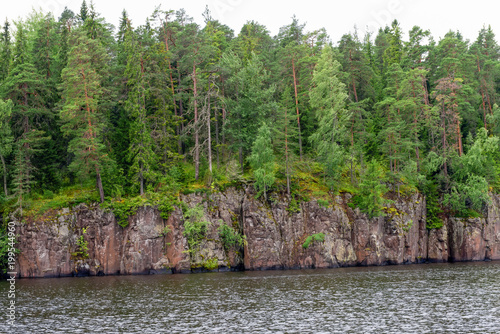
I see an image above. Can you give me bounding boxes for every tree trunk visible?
[178,70,184,156]
[410,80,421,171]
[441,100,448,181]
[239,146,243,174]
[291,57,303,160]
[350,156,354,185]
[215,101,220,169]
[160,18,181,154]
[284,103,290,196]
[140,161,144,196]
[0,153,7,196]
[193,64,199,180]
[96,168,105,203]
[207,97,212,174]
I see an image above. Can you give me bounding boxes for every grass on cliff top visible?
[8,157,425,224]
[16,184,100,223]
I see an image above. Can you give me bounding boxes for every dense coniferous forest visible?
[1,0,500,234]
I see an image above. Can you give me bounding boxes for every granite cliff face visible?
[13,189,500,278]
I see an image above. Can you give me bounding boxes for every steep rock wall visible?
[12,189,500,278]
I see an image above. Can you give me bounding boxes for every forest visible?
[0,0,500,229]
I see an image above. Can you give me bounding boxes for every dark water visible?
[1,262,500,333]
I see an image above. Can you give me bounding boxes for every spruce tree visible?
[248,123,275,200]
[124,25,157,195]
[0,20,11,81]
[2,23,49,212]
[223,53,275,172]
[309,45,351,190]
[0,100,13,197]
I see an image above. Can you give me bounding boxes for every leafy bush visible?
[302,233,326,249]
[72,228,89,258]
[156,193,177,220]
[217,222,246,251]
[444,174,490,218]
[317,199,329,208]
[352,161,389,218]
[159,225,171,237]
[202,257,219,271]
[102,196,148,228]
[421,180,444,229]
[183,205,211,257]
[287,197,301,213]
[43,190,54,199]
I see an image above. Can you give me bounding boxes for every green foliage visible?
[302,232,325,249]
[287,197,301,213]
[202,257,218,271]
[217,221,246,251]
[73,227,89,258]
[59,29,112,202]
[159,225,171,237]
[421,180,444,229]
[444,174,490,217]
[157,196,175,220]
[443,129,498,217]
[102,196,148,228]
[183,205,211,258]
[124,25,159,195]
[353,161,389,218]
[309,45,350,191]
[3,5,500,231]
[223,52,277,162]
[317,199,329,208]
[248,123,276,199]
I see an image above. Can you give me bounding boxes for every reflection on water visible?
[1,262,500,333]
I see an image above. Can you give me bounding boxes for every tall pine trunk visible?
[291,57,303,160]
[193,64,199,180]
[207,97,212,174]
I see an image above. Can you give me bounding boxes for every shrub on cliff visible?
[183,205,211,258]
[351,161,389,218]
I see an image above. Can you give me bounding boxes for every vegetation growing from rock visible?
[182,204,211,261]
[217,221,246,252]
[302,233,326,249]
[0,3,500,239]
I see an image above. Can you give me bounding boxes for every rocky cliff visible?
[13,189,500,278]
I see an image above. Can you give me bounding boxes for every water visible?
[1,262,500,333]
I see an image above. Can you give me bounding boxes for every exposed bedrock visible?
[13,189,500,278]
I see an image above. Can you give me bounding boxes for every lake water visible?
[1,262,500,333]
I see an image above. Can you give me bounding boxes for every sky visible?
[2,0,499,44]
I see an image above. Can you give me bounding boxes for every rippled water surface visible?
[1,262,500,333]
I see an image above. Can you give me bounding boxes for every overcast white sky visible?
[3,0,499,44]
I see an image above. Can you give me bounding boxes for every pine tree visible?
[59,30,110,202]
[401,26,431,70]
[275,86,299,196]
